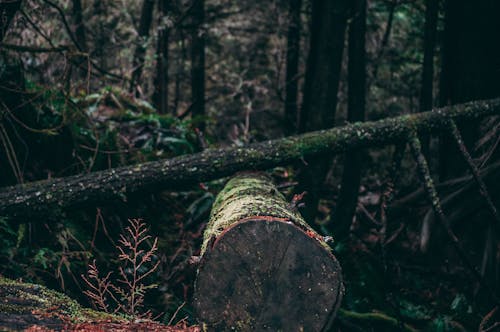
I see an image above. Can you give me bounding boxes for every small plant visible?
[82,218,160,319]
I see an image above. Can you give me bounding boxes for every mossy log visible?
[0,98,499,218]
[193,173,343,331]
[0,277,200,331]
[0,276,123,330]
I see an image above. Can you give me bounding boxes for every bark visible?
[193,173,343,331]
[299,0,348,132]
[284,0,302,136]
[297,0,350,224]
[333,0,366,239]
[130,0,155,93]
[191,0,205,130]
[0,99,498,218]
[0,0,21,42]
[0,276,196,331]
[0,276,120,330]
[153,0,170,114]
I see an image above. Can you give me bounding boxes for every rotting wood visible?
[193,173,343,331]
[0,98,499,218]
[0,276,121,330]
[0,276,200,331]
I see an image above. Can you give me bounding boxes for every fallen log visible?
[0,276,121,330]
[193,173,343,331]
[0,98,499,218]
[0,276,199,331]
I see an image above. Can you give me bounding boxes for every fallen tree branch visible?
[0,98,499,218]
[0,42,70,53]
[408,130,499,303]
[448,120,500,228]
[0,276,199,331]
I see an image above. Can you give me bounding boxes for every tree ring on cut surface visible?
[194,217,343,331]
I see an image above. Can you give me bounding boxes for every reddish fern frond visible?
[115,218,160,318]
[81,260,113,313]
[82,218,160,319]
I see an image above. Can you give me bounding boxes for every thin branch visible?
[0,42,70,53]
[41,0,83,52]
[448,120,500,229]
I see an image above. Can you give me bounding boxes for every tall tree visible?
[284,0,302,136]
[439,0,500,179]
[191,0,206,131]
[297,0,349,224]
[70,0,88,81]
[331,0,366,239]
[153,0,171,114]
[71,0,87,51]
[418,0,438,155]
[0,0,22,42]
[439,0,500,295]
[130,0,155,94]
[0,0,23,185]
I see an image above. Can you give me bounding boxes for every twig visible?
[479,306,498,332]
[380,143,406,247]
[41,0,83,52]
[483,323,500,332]
[19,8,58,49]
[338,308,418,332]
[167,302,186,326]
[0,123,23,183]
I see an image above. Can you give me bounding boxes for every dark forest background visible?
[1,0,499,330]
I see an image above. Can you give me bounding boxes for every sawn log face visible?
[193,173,343,331]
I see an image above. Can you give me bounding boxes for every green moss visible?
[201,173,331,254]
[0,276,124,323]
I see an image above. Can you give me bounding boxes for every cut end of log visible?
[194,217,343,331]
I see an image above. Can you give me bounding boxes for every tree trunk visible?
[298,0,348,133]
[0,1,26,186]
[0,0,21,42]
[130,0,155,94]
[71,0,87,51]
[193,173,343,331]
[70,0,89,81]
[418,0,438,155]
[297,0,349,225]
[0,98,497,219]
[191,0,205,131]
[153,0,170,114]
[284,0,302,136]
[370,0,396,84]
[333,0,366,239]
[439,0,500,179]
